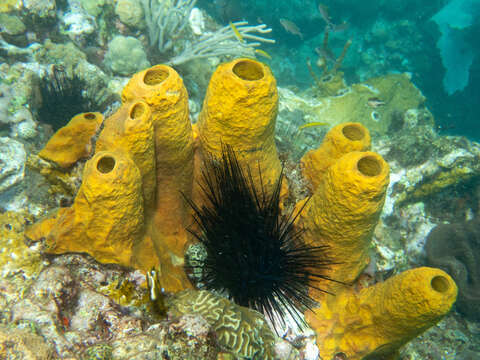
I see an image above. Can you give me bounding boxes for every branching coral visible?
[142,0,198,53]
[167,21,275,66]
[141,0,275,65]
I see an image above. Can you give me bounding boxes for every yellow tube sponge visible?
[301,122,371,190]
[305,267,458,360]
[197,58,281,191]
[96,101,156,211]
[39,112,103,168]
[29,65,193,292]
[122,64,194,292]
[298,151,389,294]
[121,66,193,182]
[45,151,144,267]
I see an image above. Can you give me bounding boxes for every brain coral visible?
[169,289,276,360]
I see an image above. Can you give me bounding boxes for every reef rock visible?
[0,137,26,210]
[9,253,221,359]
[0,324,55,359]
[278,72,425,136]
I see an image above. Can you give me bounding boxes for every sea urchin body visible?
[36,66,95,130]
[185,145,334,330]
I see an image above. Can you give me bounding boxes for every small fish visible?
[315,46,336,64]
[367,97,386,108]
[318,3,332,24]
[332,21,349,32]
[146,268,167,316]
[229,21,244,43]
[298,121,328,130]
[280,18,303,40]
[255,49,272,59]
[318,3,349,33]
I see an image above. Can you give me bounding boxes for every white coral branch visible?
[142,0,197,52]
[167,21,275,66]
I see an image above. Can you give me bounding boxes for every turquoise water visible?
[200,0,480,141]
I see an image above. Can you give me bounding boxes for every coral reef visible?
[141,0,275,66]
[380,123,480,209]
[26,153,84,200]
[365,114,480,287]
[1,0,479,357]
[25,59,459,360]
[33,61,113,131]
[27,58,286,295]
[277,72,425,136]
[0,324,56,359]
[115,0,144,28]
[307,23,352,97]
[22,0,56,19]
[0,211,44,279]
[103,36,150,76]
[27,64,195,292]
[7,253,221,359]
[385,109,436,167]
[426,217,480,321]
[0,13,27,47]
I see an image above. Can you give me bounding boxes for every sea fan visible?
[185,145,335,331]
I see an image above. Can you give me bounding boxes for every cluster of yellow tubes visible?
[28,58,457,360]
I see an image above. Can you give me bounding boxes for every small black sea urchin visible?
[36,66,94,130]
[185,145,335,330]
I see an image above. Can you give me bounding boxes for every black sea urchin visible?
[36,66,94,130]
[185,145,334,330]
